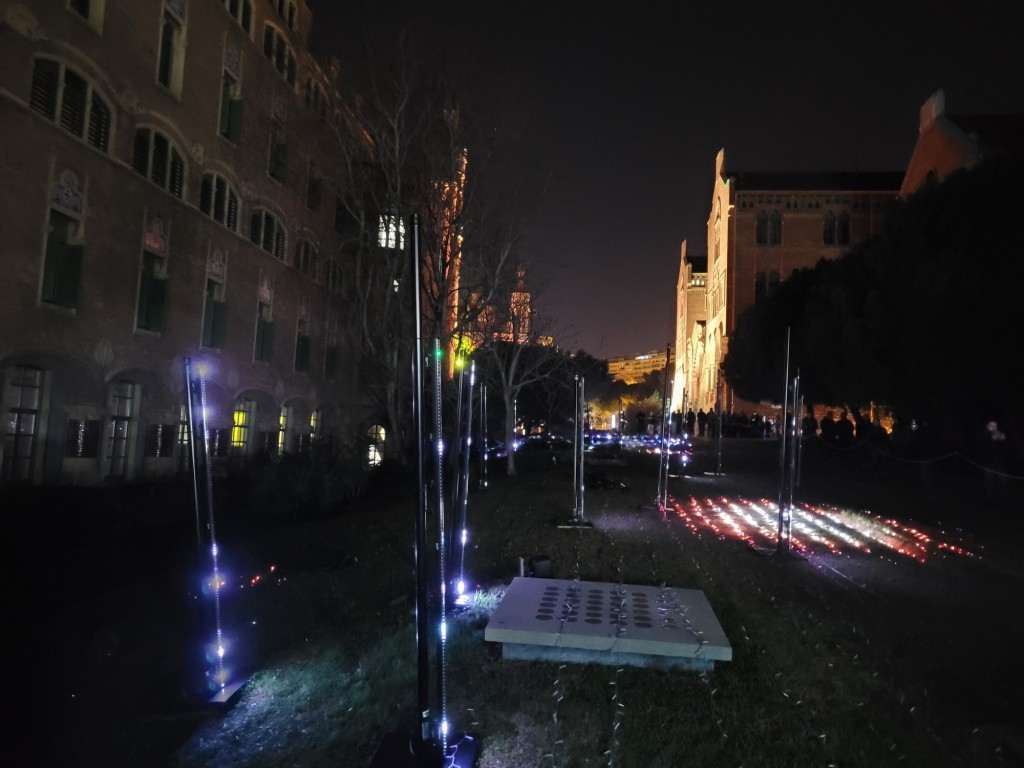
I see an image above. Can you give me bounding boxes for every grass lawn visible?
[15,439,1024,767]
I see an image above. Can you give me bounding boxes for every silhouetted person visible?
[836,409,854,448]
[685,409,696,437]
[820,412,836,444]
[696,408,707,437]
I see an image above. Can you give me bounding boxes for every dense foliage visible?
[723,158,1024,450]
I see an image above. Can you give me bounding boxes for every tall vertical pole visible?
[432,338,449,755]
[456,362,475,597]
[715,369,724,475]
[410,215,435,758]
[479,385,488,490]
[577,376,586,522]
[777,327,791,552]
[787,372,800,518]
[572,374,580,517]
[657,344,671,509]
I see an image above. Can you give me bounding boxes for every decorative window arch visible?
[250,208,286,260]
[30,58,112,152]
[132,128,185,198]
[199,172,240,231]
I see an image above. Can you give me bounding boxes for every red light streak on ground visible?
[668,495,973,563]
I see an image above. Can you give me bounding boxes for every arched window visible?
[30,58,111,152]
[294,239,317,279]
[367,425,385,467]
[250,209,286,259]
[755,211,768,245]
[262,24,296,84]
[823,210,836,245]
[199,173,240,231]
[132,128,185,198]
[837,211,850,245]
[768,211,782,245]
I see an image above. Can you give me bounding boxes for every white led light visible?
[440,619,447,641]
[457,579,465,595]
[441,719,449,736]
[461,529,468,545]
[211,542,218,557]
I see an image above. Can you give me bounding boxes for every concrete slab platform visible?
[485,577,732,670]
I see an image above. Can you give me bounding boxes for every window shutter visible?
[30,60,59,120]
[55,243,84,307]
[87,93,110,152]
[132,130,150,175]
[169,150,184,198]
[149,277,167,331]
[227,99,243,143]
[219,78,233,136]
[213,176,226,221]
[263,26,274,58]
[211,301,227,348]
[151,133,169,188]
[226,190,239,231]
[274,227,285,260]
[200,175,213,215]
[202,292,215,345]
[60,69,88,138]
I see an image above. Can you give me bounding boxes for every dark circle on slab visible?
[585,618,602,624]
[535,614,554,620]
[635,621,653,628]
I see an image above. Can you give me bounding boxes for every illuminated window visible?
[157,2,187,95]
[250,209,285,259]
[278,405,290,454]
[310,409,320,437]
[42,208,84,308]
[231,400,254,451]
[107,381,136,477]
[3,366,44,481]
[132,128,185,198]
[377,214,405,250]
[367,424,385,467]
[199,173,239,231]
[30,59,111,152]
[254,301,274,362]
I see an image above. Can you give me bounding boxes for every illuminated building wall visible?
[607,349,672,386]
[671,241,706,413]
[0,1,357,484]
[698,149,901,415]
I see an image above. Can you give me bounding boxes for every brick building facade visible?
[0,1,361,484]
[691,149,902,414]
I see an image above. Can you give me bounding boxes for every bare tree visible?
[473,272,567,476]
[325,33,516,463]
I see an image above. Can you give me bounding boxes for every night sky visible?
[307,1,1024,359]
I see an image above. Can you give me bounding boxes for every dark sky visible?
[307,1,1024,359]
